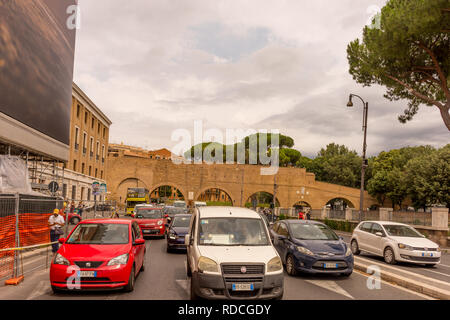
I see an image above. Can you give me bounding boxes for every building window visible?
[77,104,80,118]
[103,127,106,138]
[91,118,95,129]
[81,187,85,200]
[90,137,94,157]
[84,111,88,124]
[89,165,92,176]
[63,184,67,198]
[82,132,87,155]
[96,141,100,160]
[71,185,76,200]
[81,163,85,174]
[95,168,98,178]
[87,188,91,201]
[73,160,77,171]
[98,123,100,134]
[74,127,79,150]
[100,170,103,179]
[102,145,105,163]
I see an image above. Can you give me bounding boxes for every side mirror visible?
[164,214,169,218]
[185,234,190,246]
[58,238,65,244]
[339,236,344,241]
[134,238,145,246]
[375,232,384,237]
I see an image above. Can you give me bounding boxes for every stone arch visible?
[149,183,187,203]
[292,200,312,210]
[115,177,149,204]
[325,197,356,209]
[245,191,280,208]
[196,187,234,206]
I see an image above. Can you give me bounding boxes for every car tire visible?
[51,285,62,294]
[190,276,199,300]
[351,240,360,255]
[285,255,297,276]
[140,258,145,272]
[70,217,80,225]
[186,258,192,277]
[384,247,396,265]
[124,265,136,292]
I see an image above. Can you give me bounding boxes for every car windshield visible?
[383,225,422,237]
[164,207,186,216]
[198,218,270,246]
[290,223,339,240]
[66,223,129,244]
[173,202,186,208]
[136,209,163,219]
[172,216,191,228]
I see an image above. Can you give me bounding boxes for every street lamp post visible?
[347,94,369,222]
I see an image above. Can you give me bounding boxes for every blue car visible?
[269,220,353,276]
[166,214,192,252]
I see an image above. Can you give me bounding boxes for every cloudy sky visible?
[73,0,449,158]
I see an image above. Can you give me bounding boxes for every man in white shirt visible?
[49,209,65,253]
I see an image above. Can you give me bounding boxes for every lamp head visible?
[347,94,354,107]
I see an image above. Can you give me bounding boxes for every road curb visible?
[354,260,450,300]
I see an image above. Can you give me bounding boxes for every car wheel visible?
[351,240,360,255]
[70,217,80,225]
[186,258,192,277]
[140,258,145,272]
[384,247,396,265]
[286,255,297,276]
[124,265,136,292]
[51,285,62,294]
[190,276,199,300]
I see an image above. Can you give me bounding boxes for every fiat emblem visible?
[240,266,247,274]
[86,262,91,267]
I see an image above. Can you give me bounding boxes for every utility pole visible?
[273,175,277,223]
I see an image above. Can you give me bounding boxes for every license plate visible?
[422,253,433,257]
[324,263,338,269]
[144,230,157,234]
[232,283,254,291]
[77,271,96,277]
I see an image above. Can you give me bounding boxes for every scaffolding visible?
[0,141,65,199]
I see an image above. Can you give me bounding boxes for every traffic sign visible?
[48,181,59,193]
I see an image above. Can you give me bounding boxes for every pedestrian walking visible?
[49,208,65,254]
[78,202,84,218]
[306,210,311,220]
[70,201,75,213]
[298,210,305,220]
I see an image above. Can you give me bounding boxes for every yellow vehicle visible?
[126,187,149,215]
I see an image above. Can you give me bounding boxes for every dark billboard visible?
[0,0,77,146]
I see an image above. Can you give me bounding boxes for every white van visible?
[185,206,284,300]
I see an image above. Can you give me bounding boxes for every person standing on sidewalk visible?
[49,209,65,254]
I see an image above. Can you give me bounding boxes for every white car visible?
[185,206,284,300]
[350,221,441,266]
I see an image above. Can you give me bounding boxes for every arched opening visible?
[246,192,280,209]
[293,201,311,211]
[326,198,355,210]
[116,178,148,207]
[197,188,233,206]
[150,185,185,205]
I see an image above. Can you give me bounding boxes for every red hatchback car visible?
[133,207,167,238]
[50,219,146,293]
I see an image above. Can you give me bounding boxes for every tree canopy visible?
[347,0,450,130]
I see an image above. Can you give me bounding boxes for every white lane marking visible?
[418,269,450,278]
[355,256,450,288]
[353,270,435,300]
[438,264,450,268]
[175,279,190,295]
[26,278,51,300]
[303,280,354,300]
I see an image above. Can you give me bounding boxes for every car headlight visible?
[157,220,163,226]
[53,253,70,266]
[345,246,352,257]
[267,256,282,272]
[398,243,413,250]
[107,253,129,266]
[198,256,218,273]
[169,233,176,240]
[297,246,314,256]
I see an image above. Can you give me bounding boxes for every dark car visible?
[166,214,192,252]
[270,220,353,277]
[163,206,188,221]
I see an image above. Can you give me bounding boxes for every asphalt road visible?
[0,235,433,300]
